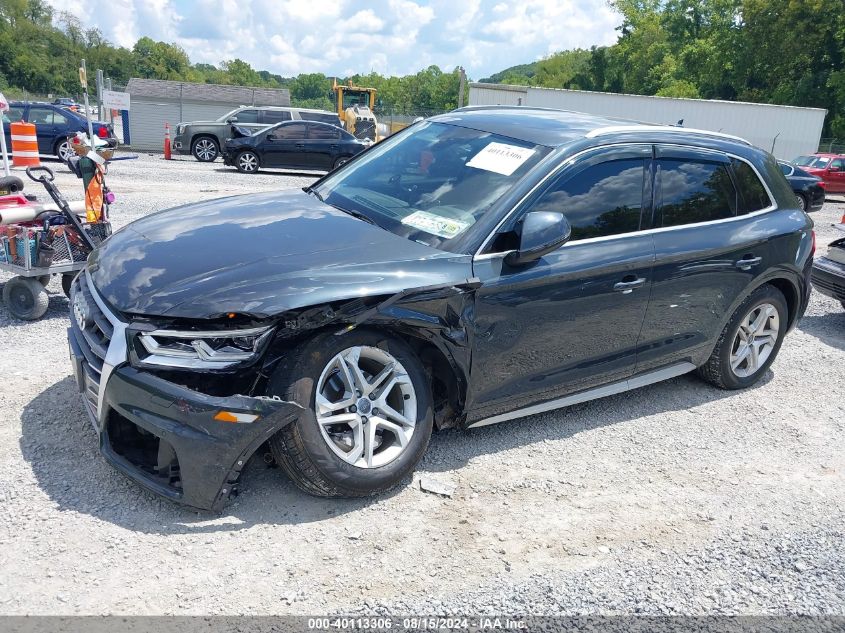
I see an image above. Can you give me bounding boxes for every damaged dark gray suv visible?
[67,107,815,510]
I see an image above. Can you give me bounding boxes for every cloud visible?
[44,0,621,78]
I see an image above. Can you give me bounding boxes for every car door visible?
[25,106,57,154]
[2,104,25,154]
[468,145,656,421]
[635,145,776,373]
[826,157,845,193]
[306,123,341,169]
[262,122,308,168]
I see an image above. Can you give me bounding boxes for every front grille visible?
[69,272,121,416]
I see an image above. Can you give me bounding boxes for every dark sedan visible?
[811,217,845,310]
[223,120,367,173]
[779,161,825,212]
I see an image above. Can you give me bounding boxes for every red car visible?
[792,153,845,193]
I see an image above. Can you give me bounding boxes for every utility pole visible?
[457,66,466,109]
[96,68,104,118]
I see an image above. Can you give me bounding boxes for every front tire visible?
[268,330,433,497]
[697,284,788,389]
[235,150,259,173]
[192,136,219,162]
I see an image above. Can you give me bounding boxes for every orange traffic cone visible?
[164,123,171,160]
[10,122,40,168]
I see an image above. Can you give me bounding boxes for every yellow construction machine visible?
[332,79,379,142]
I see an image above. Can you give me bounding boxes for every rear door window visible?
[308,124,340,140]
[268,122,307,140]
[657,159,737,227]
[28,107,56,125]
[263,110,292,124]
[731,159,771,214]
[528,158,647,241]
[4,106,24,122]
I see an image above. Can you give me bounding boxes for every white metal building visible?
[468,83,827,160]
[126,78,291,151]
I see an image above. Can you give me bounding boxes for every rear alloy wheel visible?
[236,150,259,173]
[796,193,807,212]
[56,139,73,162]
[192,137,219,162]
[268,330,433,497]
[697,284,787,389]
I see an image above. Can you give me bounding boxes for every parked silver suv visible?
[173,106,342,162]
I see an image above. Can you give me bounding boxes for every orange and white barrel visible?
[10,122,39,168]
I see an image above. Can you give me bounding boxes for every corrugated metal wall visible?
[129,100,256,151]
[470,84,827,159]
[469,84,528,107]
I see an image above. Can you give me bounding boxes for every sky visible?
[44,0,622,79]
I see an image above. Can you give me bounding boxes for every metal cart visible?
[0,166,111,320]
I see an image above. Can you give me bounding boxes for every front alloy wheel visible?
[268,330,433,497]
[316,346,417,468]
[236,151,259,173]
[192,137,219,162]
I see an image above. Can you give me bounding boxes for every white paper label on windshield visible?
[466,142,535,176]
[402,210,470,239]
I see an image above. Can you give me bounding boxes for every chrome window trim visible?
[473,142,778,260]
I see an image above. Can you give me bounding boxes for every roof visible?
[126,78,290,106]
[439,106,750,148]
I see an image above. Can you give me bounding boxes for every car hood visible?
[89,189,472,319]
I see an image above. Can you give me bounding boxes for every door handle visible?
[613,277,647,294]
[735,256,762,270]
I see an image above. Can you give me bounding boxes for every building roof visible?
[126,78,290,106]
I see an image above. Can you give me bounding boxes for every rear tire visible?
[61,273,76,298]
[268,329,433,497]
[55,139,73,163]
[697,284,788,390]
[796,193,807,212]
[3,276,49,320]
[333,156,350,170]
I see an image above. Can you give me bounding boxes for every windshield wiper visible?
[335,206,377,225]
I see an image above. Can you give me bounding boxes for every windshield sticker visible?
[466,142,536,176]
[402,210,470,239]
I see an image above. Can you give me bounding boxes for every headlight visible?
[176,124,185,135]
[136,324,274,369]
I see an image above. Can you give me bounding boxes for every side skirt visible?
[466,362,697,429]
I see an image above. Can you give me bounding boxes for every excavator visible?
[332,79,379,142]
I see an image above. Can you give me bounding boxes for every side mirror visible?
[505,211,572,266]
[226,116,237,123]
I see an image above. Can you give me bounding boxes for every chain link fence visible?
[818,138,845,154]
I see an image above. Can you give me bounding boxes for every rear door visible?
[306,123,341,169]
[636,145,775,373]
[2,104,25,153]
[262,122,308,168]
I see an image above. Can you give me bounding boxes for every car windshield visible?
[792,155,816,166]
[314,121,550,251]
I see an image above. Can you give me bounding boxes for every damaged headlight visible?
[136,324,275,369]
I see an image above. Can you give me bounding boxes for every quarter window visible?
[657,159,737,227]
[732,159,771,213]
[528,159,646,241]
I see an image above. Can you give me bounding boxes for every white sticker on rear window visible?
[401,210,470,239]
[466,142,536,176]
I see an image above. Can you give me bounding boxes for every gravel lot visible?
[0,153,843,616]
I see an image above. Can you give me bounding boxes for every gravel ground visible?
[0,153,843,616]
